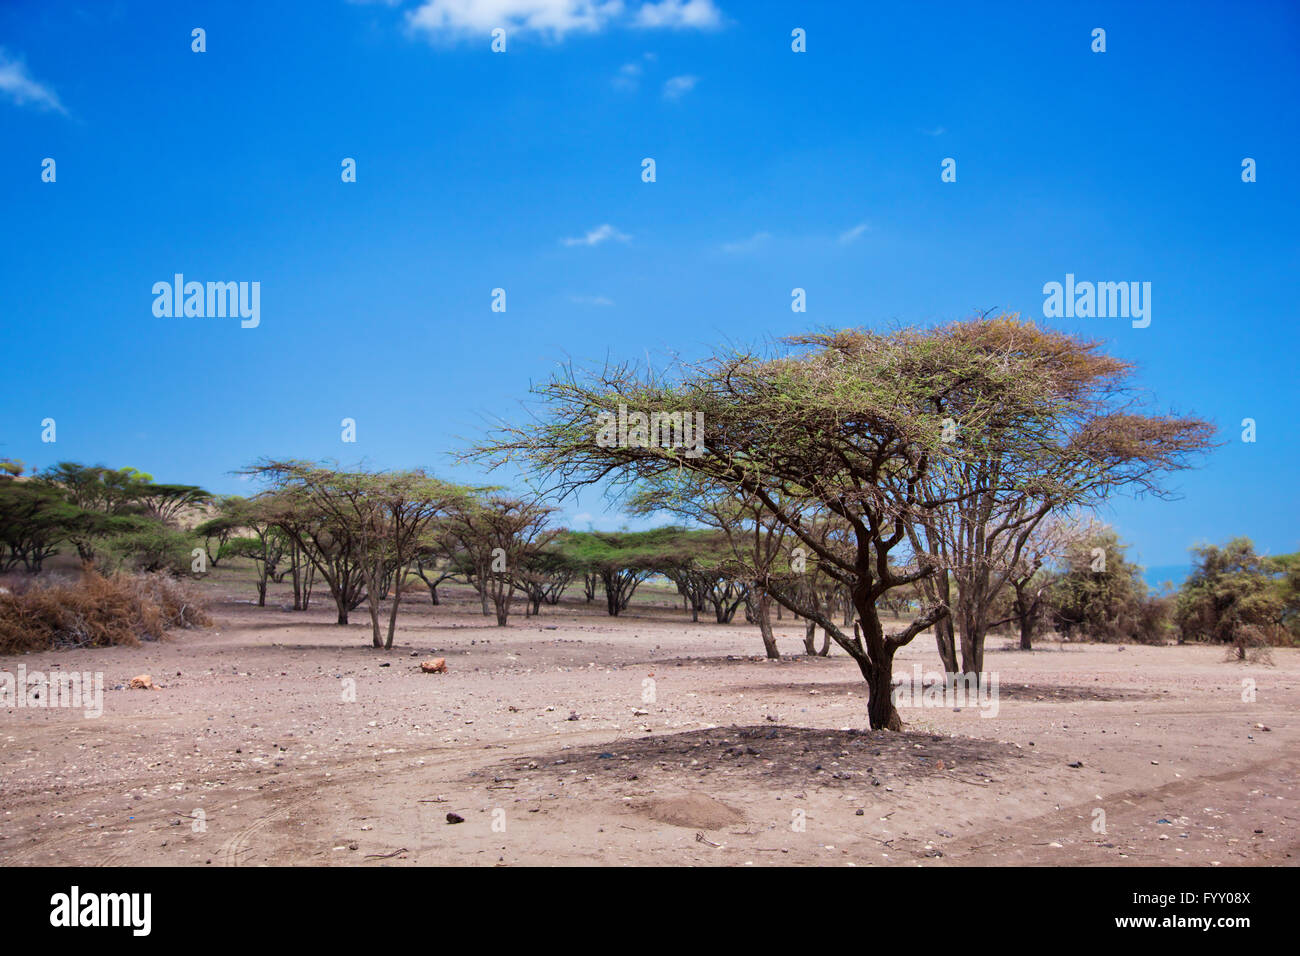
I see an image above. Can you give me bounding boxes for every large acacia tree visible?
[478,318,1214,730]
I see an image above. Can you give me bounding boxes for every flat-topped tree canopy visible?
[476,317,1215,729]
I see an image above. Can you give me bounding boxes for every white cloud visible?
[720,231,771,254]
[408,0,624,39]
[570,294,615,306]
[838,222,869,244]
[922,126,946,136]
[634,0,722,29]
[407,0,723,40]
[562,224,631,246]
[0,50,64,114]
[662,74,698,99]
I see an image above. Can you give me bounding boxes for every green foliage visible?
[0,481,73,572]
[102,522,200,575]
[1174,538,1297,647]
[1048,527,1164,643]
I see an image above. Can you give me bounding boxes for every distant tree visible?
[1048,527,1156,642]
[443,495,558,626]
[993,517,1092,650]
[220,496,290,606]
[194,495,245,568]
[1174,538,1294,658]
[138,483,214,524]
[104,523,197,575]
[514,544,577,615]
[38,463,151,563]
[0,481,70,572]
[244,461,463,646]
[556,529,679,618]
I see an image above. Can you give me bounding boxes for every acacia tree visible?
[250,474,367,625]
[997,516,1092,650]
[557,530,676,617]
[1049,526,1152,642]
[1174,538,1295,657]
[631,481,807,658]
[138,483,213,524]
[444,495,558,626]
[38,463,152,564]
[515,545,578,615]
[0,481,70,572]
[477,327,1000,729]
[245,462,462,647]
[411,520,466,606]
[222,495,289,607]
[476,319,1214,730]
[366,471,466,645]
[902,319,1213,682]
[194,495,246,568]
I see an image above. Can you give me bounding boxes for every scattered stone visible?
[420,659,447,674]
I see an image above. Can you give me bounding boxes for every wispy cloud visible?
[634,0,723,29]
[613,60,643,90]
[838,222,869,244]
[662,74,698,100]
[0,50,65,114]
[720,231,771,254]
[407,0,724,41]
[562,224,631,247]
[570,294,615,306]
[921,126,946,137]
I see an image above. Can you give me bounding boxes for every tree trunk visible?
[959,617,985,687]
[803,619,817,655]
[850,595,903,730]
[853,641,901,731]
[935,616,959,673]
[367,592,382,648]
[755,590,779,659]
[385,573,405,649]
[290,545,302,610]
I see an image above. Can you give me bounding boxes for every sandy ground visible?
[1,577,1296,867]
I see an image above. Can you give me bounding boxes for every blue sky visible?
[1,0,1297,571]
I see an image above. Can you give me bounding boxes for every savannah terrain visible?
[1,566,1294,868]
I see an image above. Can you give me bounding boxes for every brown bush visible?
[0,570,210,653]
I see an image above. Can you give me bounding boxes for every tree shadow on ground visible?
[478,724,1031,793]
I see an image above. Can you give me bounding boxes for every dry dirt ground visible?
[2,577,1296,867]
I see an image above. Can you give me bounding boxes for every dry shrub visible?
[1224,625,1276,666]
[0,570,210,653]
